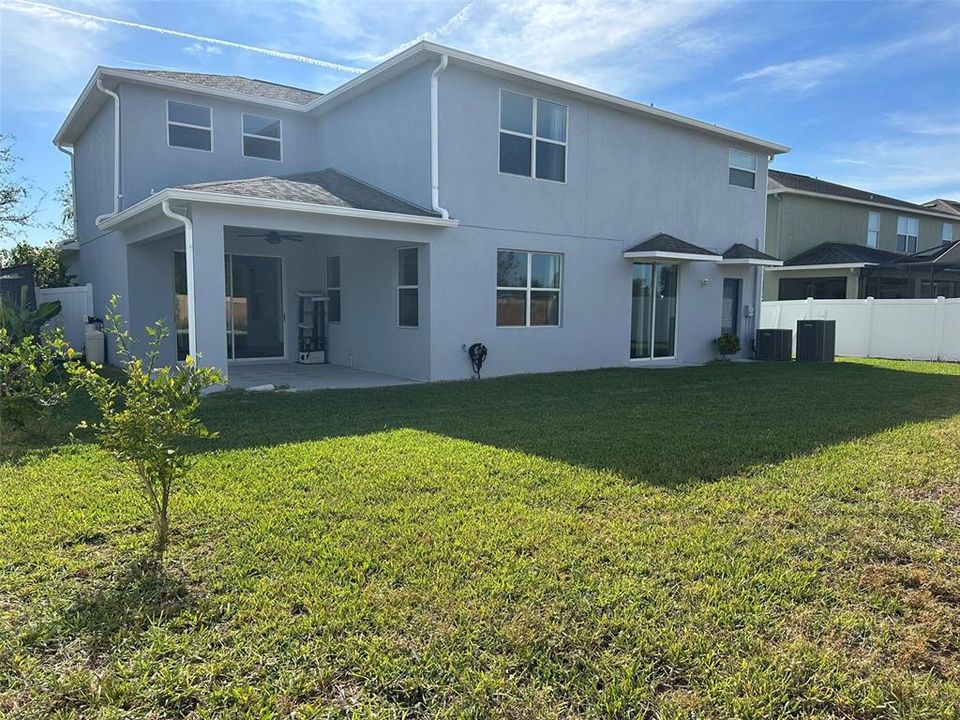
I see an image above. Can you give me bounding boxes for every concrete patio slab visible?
[227,362,418,391]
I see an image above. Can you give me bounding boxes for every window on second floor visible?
[499,90,567,183]
[242,113,282,161]
[943,222,954,246]
[728,150,757,189]
[867,211,880,248]
[896,216,919,253]
[167,100,212,151]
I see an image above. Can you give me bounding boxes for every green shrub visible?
[0,286,62,343]
[713,332,742,359]
[0,326,74,438]
[69,296,224,559]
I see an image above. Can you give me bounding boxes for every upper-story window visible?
[499,90,567,183]
[896,216,919,253]
[867,211,880,248]
[167,100,212,151]
[242,113,282,161]
[728,150,757,189]
[943,222,954,246]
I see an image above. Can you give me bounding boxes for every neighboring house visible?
[922,198,960,217]
[55,41,788,383]
[764,170,960,300]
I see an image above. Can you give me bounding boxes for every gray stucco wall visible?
[765,193,957,260]
[73,102,116,242]
[118,83,322,210]
[316,62,434,210]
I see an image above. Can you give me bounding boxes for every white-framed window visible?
[397,247,419,327]
[325,255,341,323]
[896,216,919,253]
[943,222,954,246]
[867,211,880,248]
[728,150,757,189]
[167,100,212,151]
[498,90,567,183]
[496,250,562,327]
[242,113,282,161]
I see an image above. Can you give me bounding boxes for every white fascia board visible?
[53,70,102,147]
[97,188,459,231]
[718,258,783,266]
[765,263,871,272]
[766,188,960,221]
[623,251,722,262]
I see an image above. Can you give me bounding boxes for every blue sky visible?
[1,0,958,247]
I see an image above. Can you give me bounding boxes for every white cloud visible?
[736,57,848,92]
[184,42,223,57]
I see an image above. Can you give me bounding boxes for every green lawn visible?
[2,358,959,718]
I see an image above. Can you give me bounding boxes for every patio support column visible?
[188,207,229,377]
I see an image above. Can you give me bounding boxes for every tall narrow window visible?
[867,211,880,248]
[326,256,341,322]
[167,100,212,151]
[499,90,567,182]
[728,150,757,189]
[630,263,678,359]
[943,223,954,246]
[397,247,419,327]
[242,113,282,161]
[721,278,741,335]
[496,250,562,327]
[896,216,919,253]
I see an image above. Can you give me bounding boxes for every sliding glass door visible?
[226,254,284,359]
[630,263,678,360]
[174,252,285,361]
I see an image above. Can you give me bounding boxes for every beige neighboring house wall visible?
[761,267,861,301]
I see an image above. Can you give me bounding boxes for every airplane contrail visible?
[7,0,367,74]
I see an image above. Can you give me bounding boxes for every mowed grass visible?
[1,358,959,718]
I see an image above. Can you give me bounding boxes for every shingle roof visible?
[722,243,780,261]
[624,233,720,257]
[118,69,322,105]
[784,242,903,266]
[178,169,438,217]
[922,198,960,216]
[768,170,928,212]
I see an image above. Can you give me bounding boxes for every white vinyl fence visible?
[760,297,960,362]
[36,283,94,353]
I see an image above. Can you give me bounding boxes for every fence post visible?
[933,296,945,362]
[864,296,874,358]
[805,296,814,319]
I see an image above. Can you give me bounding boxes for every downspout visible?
[54,143,78,239]
[430,54,450,219]
[95,79,122,225]
[161,200,196,358]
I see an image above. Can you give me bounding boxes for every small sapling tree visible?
[69,296,223,559]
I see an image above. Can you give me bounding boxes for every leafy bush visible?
[69,297,224,558]
[0,286,61,343]
[713,332,742,359]
[0,240,75,288]
[0,326,74,438]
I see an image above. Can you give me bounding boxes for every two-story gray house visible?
[764,170,960,301]
[55,41,788,384]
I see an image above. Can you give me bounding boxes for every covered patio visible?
[227,361,417,391]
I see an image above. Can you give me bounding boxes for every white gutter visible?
[54,143,78,238]
[161,200,196,357]
[98,188,460,231]
[765,263,872,272]
[94,79,122,225]
[623,251,721,262]
[429,54,450,220]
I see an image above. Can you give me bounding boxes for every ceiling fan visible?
[237,230,304,244]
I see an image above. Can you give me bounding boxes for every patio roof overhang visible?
[623,233,722,263]
[98,187,460,232]
[765,263,871,272]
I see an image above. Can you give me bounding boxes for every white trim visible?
[766,187,960,221]
[623,251,721,262]
[57,48,789,154]
[765,263,871,272]
[241,112,282,162]
[97,188,460,230]
[718,258,783,266]
[396,246,420,328]
[166,99,213,153]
